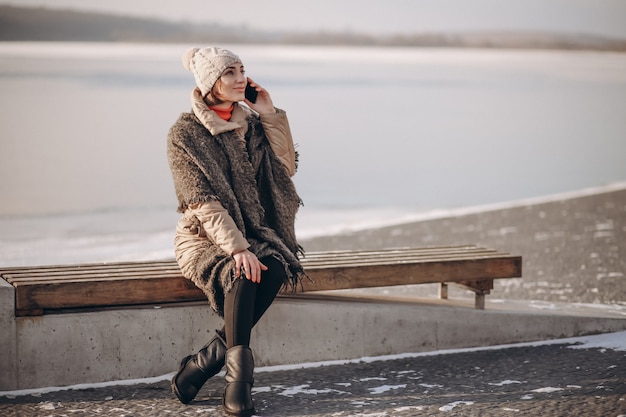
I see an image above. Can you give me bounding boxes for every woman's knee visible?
[260,257,287,284]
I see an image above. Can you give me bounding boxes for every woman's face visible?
[212,62,246,104]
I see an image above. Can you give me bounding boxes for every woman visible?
[167,46,305,417]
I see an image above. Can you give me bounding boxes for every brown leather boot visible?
[222,345,255,417]
[171,330,227,404]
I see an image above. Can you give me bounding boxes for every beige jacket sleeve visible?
[189,201,250,255]
[260,109,296,177]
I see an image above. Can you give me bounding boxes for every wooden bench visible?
[1,245,521,317]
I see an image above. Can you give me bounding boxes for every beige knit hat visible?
[183,47,241,97]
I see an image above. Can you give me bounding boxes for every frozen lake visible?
[1,42,625,265]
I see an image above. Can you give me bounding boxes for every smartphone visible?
[245,82,258,103]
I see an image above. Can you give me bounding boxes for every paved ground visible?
[1,338,625,416]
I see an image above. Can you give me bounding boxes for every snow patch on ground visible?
[488,380,523,386]
[277,384,348,397]
[439,400,475,411]
[567,330,626,351]
[419,383,444,388]
[251,386,272,394]
[531,387,564,393]
[368,384,406,394]
[394,405,425,412]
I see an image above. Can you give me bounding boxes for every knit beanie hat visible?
[182,47,241,97]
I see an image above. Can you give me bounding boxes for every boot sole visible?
[223,405,256,417]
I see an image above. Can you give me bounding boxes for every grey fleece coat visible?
[167,109,304,317]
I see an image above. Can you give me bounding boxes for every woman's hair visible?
[206,79,227,105]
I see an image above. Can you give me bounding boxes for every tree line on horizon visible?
[1,5,625,51]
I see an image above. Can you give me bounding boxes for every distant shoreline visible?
[1,5,626,52]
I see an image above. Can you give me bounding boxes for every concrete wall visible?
[7,304,221,390]
[2,293,626,391]
[0,278,17,390]
[255,297,626,365]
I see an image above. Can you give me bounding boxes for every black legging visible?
[222,256,286,348]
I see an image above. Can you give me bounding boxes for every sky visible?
[2,0,626,39]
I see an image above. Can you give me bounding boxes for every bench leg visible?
[474,292,486,310]
[439,283,448,300]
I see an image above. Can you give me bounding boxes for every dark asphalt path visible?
[2,336,625,417]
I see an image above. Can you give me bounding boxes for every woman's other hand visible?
[245,77,276,115]
[233,249,268,283]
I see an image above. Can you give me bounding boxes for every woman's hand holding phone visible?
[244,77,276,114]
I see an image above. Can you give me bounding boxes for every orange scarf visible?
[209,105,234,121]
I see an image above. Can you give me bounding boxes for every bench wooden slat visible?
[5,269,182,283]
[300,253,511,268]
[299,257,519,291]
[302,247,499,260]
[1,245,522,316]
[12,277,207,316]
[3,248,505,278]
[2,246,498,276]
[4,254,507,282]
[305,246,491,254]
[2,263,179,277]
[0,246,494,271]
